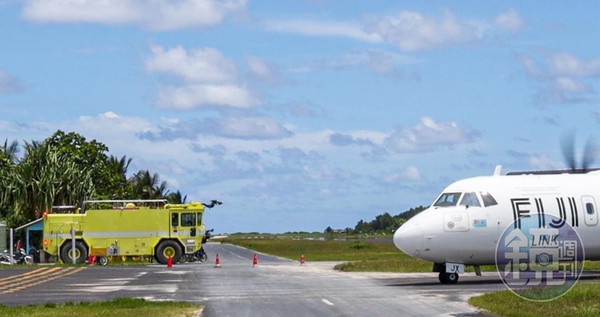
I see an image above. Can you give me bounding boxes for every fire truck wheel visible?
[156,240,182,264]
[60,241,88,264]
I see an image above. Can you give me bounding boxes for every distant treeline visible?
[325,205,427,234]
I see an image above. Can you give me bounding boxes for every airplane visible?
[393,164,599,284]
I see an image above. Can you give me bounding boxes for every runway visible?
[0,243,505,316]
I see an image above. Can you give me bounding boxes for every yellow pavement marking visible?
[0,267,52,286]
[0,267,86,295]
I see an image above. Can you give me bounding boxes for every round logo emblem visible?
[495,214,584,301]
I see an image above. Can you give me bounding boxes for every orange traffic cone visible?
[252,253,258,267]
[300,254,305,266]
[167,255,173,268]
[214,253,221,268]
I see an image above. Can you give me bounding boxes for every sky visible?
[2,1,600,233]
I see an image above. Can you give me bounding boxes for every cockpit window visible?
[480,191,498,207]
[459,192,481,207]
[433,192,462,207]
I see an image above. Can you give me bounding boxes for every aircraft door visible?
[582,196,598,226]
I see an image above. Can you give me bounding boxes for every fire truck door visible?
[171,212,197,237]
[170,212,179,237]
[181,213,196,237]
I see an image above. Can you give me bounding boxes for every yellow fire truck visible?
[42,199,216,264]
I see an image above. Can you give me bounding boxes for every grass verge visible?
[225,237,497,272]
[469,282,600,317]
[0,298,201,317]
[224,237,600,273]
[225,238,400,260]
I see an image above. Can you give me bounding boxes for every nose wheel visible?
[439,272,459,284]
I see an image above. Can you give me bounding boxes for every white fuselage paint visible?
[394,171,600,265]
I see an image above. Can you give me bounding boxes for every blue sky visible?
[2,1,600,233]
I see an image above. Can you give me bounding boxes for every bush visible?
[350,242,371,250]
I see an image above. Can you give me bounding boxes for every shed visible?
[15,217,43,254]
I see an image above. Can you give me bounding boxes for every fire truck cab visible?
[42,199,209,264]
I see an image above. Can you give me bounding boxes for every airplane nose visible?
[393,220,422,257]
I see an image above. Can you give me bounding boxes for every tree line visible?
[0,130,187,227]
[325,206,427,235]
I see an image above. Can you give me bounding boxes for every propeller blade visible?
[561,130,577,170]
[582,137,597,171]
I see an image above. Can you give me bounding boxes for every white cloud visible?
[369,11,480,51]
[312,49,419,80]
[22,0,247,31]
[328,118,478,158]
[146,45,259,110]
[146,46,237,83]
[156,84,258,110]
[0,69,22,94]
[519,52,600,103]
[138,115,292,141]
[247,56,271,79]
[517,54,541,78]
[554,77,591,94]
[385,116,479,153]
[404,166,421,181]
[550,52,600,77]
[78,111,153,134]
[529,154,563,171]
[212,116,293,139]
[264,19,382,43]
[493,9,523,32]
[246,56,281,84]
[378,166,422,185]
[265,9,522,52]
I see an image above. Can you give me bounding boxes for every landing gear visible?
[434,262,462,284]
[438,272,459,284]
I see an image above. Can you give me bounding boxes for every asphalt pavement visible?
[0,243,505,316]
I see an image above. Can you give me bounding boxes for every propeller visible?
[560,130,597,173]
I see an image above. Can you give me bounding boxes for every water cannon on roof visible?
[202,200,223,209]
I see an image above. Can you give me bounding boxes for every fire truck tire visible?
[155,240,182,264]
[60,241,88,264]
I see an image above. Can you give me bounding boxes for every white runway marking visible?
[321,298,335,306]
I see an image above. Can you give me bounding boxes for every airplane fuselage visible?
[394,171,600,268]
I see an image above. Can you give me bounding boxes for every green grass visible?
[225,237,500,272]
[225,236,600,273]
[469,282,600,317]
[0,298,201,317]
[225,237,403,260]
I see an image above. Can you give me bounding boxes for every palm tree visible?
[104,155,134,199]
[166,190,187,204]
[129,170,169,199]
[9,141,95,221]
[1,139,19,163]
[108,155,132,180]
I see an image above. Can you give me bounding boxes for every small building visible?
[15,217,44,261]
